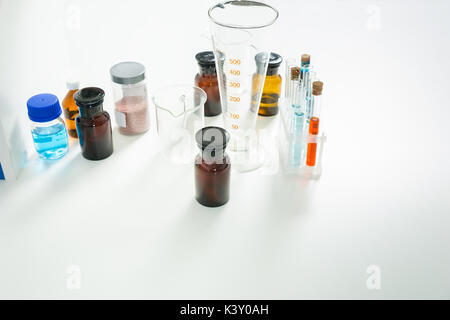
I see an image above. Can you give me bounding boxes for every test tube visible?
[285,58,296,102]
[289,66,310,166]
[300,54,311,118]
[300,54,311,76]
[306,81,323,167]
[287,67,300,134]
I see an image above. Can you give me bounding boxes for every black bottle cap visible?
[74,87,105,108]
[195,51,216,67]
[268,52,283,68]
[255,52,283,68]
[195,126,230,151]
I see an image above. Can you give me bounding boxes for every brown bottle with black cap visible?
[258,52,283,116]
[74,87,113,160]
[195,126,230,207]
[195,51,222,117]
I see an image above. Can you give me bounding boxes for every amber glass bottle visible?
[195,51,222,117]
[258,52,283,116]
[62,81,80,138]
[74,87,113,160]
[195,126,230,207]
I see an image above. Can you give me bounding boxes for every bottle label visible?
[115,110,126,128]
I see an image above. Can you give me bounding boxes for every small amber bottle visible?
[74,87,113,160]
[258,53,283,116]
[62,81,80,138]
[195,126,230,207]
[195,51,222,117]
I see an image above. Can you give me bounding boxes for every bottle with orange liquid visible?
[306,81,323,167]
[62,81,80,138]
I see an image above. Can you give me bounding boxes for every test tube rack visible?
[278,108,327,178]
[278,57,327,179]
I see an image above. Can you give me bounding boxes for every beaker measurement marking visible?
[229,112,240,119]
[229,69,240,76]
[225,56,244,131]
[229,59,241,65]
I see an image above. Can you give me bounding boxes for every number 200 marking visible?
[229,96,240,102]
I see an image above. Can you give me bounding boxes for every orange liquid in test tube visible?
[306,117,320,166]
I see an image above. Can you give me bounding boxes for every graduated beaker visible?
[208,1,279,152]
[153,85,206,164]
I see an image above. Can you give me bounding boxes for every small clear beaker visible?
[153,85,206,164]
[208,0,279,153]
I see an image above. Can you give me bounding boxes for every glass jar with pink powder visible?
[110,61,150,135]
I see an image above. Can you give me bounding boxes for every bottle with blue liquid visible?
[27,93,69,160]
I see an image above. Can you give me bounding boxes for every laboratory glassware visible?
[74,87,113,160]
[280,55,326,178]
[208,0,279,152]
[62,80,80,138]
[195,51,222,117]
[153,85,206,164]
[110,61,150,135]
[195,126,231,207]
[257,52,282,116]
[27,93,69,160]
[306,81,323,167]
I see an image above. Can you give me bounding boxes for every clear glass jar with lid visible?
[110,61,150,135]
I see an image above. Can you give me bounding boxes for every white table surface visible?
[1,0,449,299]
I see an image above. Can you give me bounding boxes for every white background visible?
[1,0,450,299]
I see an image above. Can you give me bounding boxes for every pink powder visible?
[115,96,150,135]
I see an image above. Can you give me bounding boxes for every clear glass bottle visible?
[26,93,69,160]
[258,52,282,116]
[74,87,113,160]
[195,126,230,207]
[194,51,222,117]
[62,80,80,138]
[110,61,150,135]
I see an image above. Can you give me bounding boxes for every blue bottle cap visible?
[27,93,62,122]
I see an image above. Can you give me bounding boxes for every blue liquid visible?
[32,122,68,160]
[290,111,305,166]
